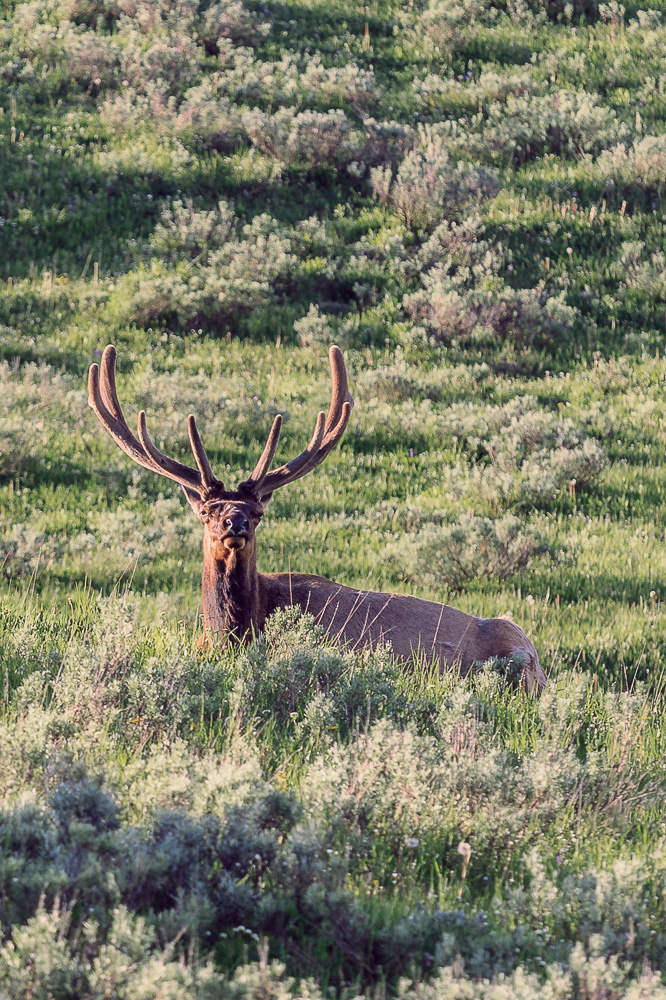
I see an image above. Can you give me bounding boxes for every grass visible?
[3,0,666,995]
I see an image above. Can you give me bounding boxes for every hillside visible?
[3,0,666,996]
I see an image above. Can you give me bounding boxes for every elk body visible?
[88,345,547,693]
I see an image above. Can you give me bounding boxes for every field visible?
[4,0,666,996]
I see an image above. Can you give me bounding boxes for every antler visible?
[88,345,222,501]
[240,345,354,500]
[89,344,353,505]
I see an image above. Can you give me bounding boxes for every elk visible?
[88,345,547,692]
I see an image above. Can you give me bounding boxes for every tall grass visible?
[3,0,666,994]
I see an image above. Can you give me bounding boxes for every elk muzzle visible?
[221,511,250,550]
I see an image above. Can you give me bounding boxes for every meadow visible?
[3,0,666,996]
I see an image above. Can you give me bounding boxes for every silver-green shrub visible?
[114,213,298,328]
[370,137,497,229]
[201,0,271,48]
[383,513,548,590]
[450,396,609,503]
[243,108,362,171]
[149,198,236,263]
[598,136,666,198]
[458,91,628,164]
[405,275,575,348]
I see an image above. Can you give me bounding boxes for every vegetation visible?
[3,0,666,995]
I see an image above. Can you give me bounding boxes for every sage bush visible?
[370,137,498,230]
[383,513,548,591]
[4,0,666,994]
[1,601,666,996]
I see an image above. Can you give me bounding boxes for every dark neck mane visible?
[202,542,259,642]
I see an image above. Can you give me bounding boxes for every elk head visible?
[88,345,354,567]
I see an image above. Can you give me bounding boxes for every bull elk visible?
[88,345,546,692]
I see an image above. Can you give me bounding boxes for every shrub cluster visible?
[114,211,299,329]
[383,513,549,591]
[370,136,498,230]
[458,91,628,165]
[1,0,270,100]
[0,601,665,996]
[598,136,666,198]
[406,276,575,349]
[450,396,609,506]
[5,1,666,995]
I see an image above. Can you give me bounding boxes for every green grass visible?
[4,0,666,996]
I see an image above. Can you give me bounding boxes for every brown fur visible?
[198,501,547,693]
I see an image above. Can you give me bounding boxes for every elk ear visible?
[181,486,203,516]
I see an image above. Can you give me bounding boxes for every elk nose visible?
[224,515,249,534]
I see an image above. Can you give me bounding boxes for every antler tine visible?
[136,410,205,495]
[282,399,352,484]
[244,345,353,499]
[188,414,219,490]
[89,351,162,475]
[304,399,352,470]
[88,345,206,497]
[98,345,128,427]
[239,411,325,497]
[324,344,352,434]
[246,414,283,487]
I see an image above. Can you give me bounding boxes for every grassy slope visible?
[3,0,666,996]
